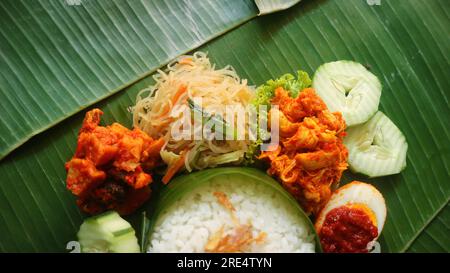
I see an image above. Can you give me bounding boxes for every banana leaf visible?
[0,0,257,159]
[0,0,449,253]
[407,203,450,253]
[255,0,302,15]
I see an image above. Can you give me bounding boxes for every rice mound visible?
[148,177,316,253]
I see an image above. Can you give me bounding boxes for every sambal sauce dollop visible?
[319,205,378,253]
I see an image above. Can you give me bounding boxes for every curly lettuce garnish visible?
[252,70,311,107]
[244,70,312,164]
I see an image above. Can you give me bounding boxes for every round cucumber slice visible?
[77,211,140,253]
[344,111,408,178]
[313,61,382,126]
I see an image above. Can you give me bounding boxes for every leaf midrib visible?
[402,197,450,252]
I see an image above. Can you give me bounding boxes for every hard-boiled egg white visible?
[315,181,387,238]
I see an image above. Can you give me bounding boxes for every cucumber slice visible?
[344,111,408,178]
[313,61,382,126]
[77,211,140,253]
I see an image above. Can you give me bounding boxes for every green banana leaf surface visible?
[0,0,449,253]
[0,0,257,159]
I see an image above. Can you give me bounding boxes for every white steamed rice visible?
[147,177,316,253]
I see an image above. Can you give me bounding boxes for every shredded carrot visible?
[171,85,187,105]
[162,149,188,184]
[153,104,171,120]
[154,85,187,120]
[178,57,193,65]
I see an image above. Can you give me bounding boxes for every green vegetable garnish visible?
[188,98,236,140]
[252,70,311,107]
[244,70,311,162]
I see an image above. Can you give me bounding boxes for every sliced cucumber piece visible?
[313,61,382,126]
[344,111,408,178]
[77,211,140,253]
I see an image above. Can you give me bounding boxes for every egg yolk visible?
[347,203,377,227]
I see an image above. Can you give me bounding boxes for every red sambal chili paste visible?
[319,206,378,253]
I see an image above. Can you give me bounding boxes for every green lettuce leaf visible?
[244,70,311,163]
[252,70,312,107]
